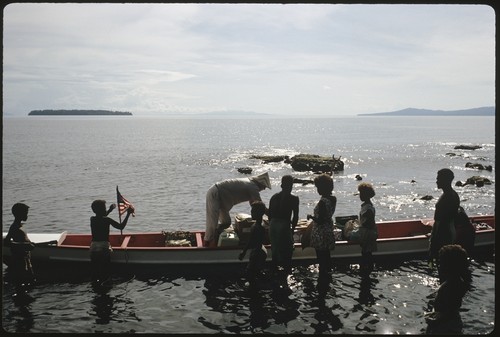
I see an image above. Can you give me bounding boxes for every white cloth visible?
[205,177,263,242]
[250,172,271,190]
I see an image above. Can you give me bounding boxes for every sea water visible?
[2,115,495,333]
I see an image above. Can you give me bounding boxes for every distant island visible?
[28,109,133,116]
[358,106,495,116]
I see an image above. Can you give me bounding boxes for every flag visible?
[116,186,135,218]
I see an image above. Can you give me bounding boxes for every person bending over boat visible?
[4,203,36,291]
[238,201,268,288]
[90,200,134,285]
[268,175,299,276]
[205,172,271,247]
[357,182,378,276]
[307,173,337,278]
[429,169,460,266]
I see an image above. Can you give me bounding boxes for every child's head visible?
[91,200,107,216]
[12,203,29,221]
[281,175,294,193]
[251,200,266,221]
[438,244,469,278]
[314,173,334,196]
[436,168,454,189]
[358,182,375,202]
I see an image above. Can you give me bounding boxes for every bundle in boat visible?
[162,231,196,247]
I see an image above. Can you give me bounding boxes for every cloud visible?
[2,3,495,116]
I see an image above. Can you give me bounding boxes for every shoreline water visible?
[2,116,495,334]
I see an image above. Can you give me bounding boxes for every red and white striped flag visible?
[116,186,135,218]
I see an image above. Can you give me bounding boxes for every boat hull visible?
[3,216,494,273]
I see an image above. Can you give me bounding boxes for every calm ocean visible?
[2,115,495,334]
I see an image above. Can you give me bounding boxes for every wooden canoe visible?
[2,215,494,272]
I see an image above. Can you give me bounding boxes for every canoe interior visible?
[57,215,495,249]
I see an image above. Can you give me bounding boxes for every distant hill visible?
[358,106,495,116]
[29,109,132,116]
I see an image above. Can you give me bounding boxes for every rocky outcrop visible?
[250,153,345,173]
[465,162,493,171]
[250,155,290,163]
[456,176,492,187]
[454,145,482,150]
[289,154,344,173]
[237,167,253,174]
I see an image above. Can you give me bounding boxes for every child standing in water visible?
[357,183,378,275]
[90,199,134,285]
[426,244,470,334]
[4,203,36,292]
[238,200,267,288]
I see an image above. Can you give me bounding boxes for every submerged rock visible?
[293,178,314,185]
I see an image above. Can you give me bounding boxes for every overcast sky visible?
[2,3,495,116]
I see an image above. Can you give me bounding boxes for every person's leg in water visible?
[361,251,374,275]
[316,249,332,276]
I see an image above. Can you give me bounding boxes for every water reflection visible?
[89,275,141,326]
[357,274,376,305]
[201,272,302,333]
[311,273,342,333]
[2,268,35,333]
[5,291,35,333]
[2,257,494,334]
[91,290,114,324]
[354,273,379,332]
[269,286,300,326]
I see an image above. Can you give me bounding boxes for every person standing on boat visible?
[89,200,134,285]
[4,203,36,291]
[307,173,337,279]
[205,172,271,247]
[268,175,299,276]
[429,169,460,265]
[238,201,268,288]
[356,183,378,276]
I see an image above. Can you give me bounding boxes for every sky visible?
[2,3,496,116]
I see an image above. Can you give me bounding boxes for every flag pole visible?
[117,185,123,236]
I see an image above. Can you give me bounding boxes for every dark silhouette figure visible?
[90,199,134,285]
[307,174,337,278]
[268,175,299,276]
[4,203,36,292]
[205,172,271,247]
[454,206,475,256]
[238,200,268,288]
[429,169,460,265]
[426,244,469,334]
[357,183,378,276]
